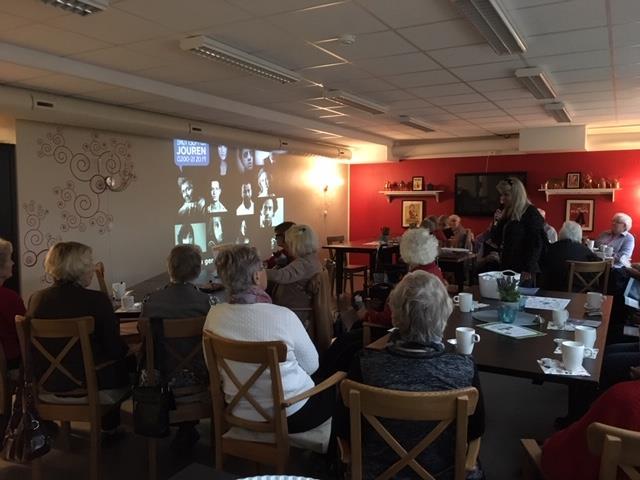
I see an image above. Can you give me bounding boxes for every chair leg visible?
[148,438,158,480]
[349,274,355,295]
[89,427,101,480]
[60,421,71,452]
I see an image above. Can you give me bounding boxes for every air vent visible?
[34,100,55,109]
[189,124,204,133]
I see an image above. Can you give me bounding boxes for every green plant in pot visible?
[497,276,520,323]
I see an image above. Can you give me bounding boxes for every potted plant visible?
[497,276,520,323]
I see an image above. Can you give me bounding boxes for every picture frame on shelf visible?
[412,176,424,191]
[565,199,594,232]
[566,172,581,189]
[401,200,423,228]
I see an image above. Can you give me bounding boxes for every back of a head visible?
[285,224,319,257]
[558,221,583,243]
[420,218,437,232]
[215,244,262,294]
[44,241,93,283]
[274,221,295,236]
[388,270,452,344]
[0,237,12,270]
[168,244,202,283]
[400,228,439,267]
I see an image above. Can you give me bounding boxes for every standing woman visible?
[494,177,545,285]
[0,238,25,370]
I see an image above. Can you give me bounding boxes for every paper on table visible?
[538,358,590,376]
[478,322,545,338]
[519,287,539,295]
[547,318,601,331]
[553,345,599,359]
[524,296,571,311]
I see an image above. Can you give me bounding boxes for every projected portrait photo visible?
[236,182,254,215]
[175,222,207,253]
[177,177,205,217]
[236,219,250,245]
[237,148,255,173]
[206,180,227,213]
[259,197,284,228]
[208,216,224,248]
[217,144,228,176]
[257,167,271,198]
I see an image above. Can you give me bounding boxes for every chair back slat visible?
[587,422,640,480]
[341,379,478,480]
[0,342,9,414]
[567,261,611,293]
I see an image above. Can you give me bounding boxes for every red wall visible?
[350,150,640,258]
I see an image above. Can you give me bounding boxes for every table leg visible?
[336,250,345,297]
[456,264,465,293]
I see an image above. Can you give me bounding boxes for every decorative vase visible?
[498,302,519,323]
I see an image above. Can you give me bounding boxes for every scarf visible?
[228,285,272,305]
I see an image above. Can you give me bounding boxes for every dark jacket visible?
[496,204,546,273]
[539,239,600,291]
[26,282,128,392]
[336,341,485,480]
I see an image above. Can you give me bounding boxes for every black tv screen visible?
[455,172,527,217]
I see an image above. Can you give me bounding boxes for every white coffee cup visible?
[112,282,126,300]
[561,340,585,373]
[121,294,135,311]
[586,239,595,250]
[586,292,604,310]
[453,292,474,313]
[551,309,569,328]
[575,325,596,349]
[455,327,480,355]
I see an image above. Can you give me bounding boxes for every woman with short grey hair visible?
[540,221,599,291]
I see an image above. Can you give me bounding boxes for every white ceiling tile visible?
[137,60,242,85]
[556,81,613,94]
[494,97,542,108]
[524,27,609,57]
[552,67,611,84]
[202,18,297,54]
[483,89,534,101]
[332,77,398,93]
[563,92,615,103]
[367,90,415,102]
[267,2,387,41]
[429,44,514,68]
[16,74,115,95]
[356,0,459,29]
[612,22,640,48]
[408,83,475,99]
[399,19,483,51]
[511,0,606,36]
[356,53,440,76]
[569,100,615,109]
[614,64,640,78]
[226,0,335,17]
[0,61,50,82]
[610,0,640,25]
[386,98,433,111]
[451,59,526,81]
[468,78,523,92]
[323,31,417,61]
[532,50,610,72]
[454,105,508,116]
[502,105,547,115]
[257,43,340,70]
[384,69,459,88]
[302,64,371,85]
[0,24,110,55]
[614,46,640,66]
[511,113,550,122]
[0,1,71,20]
[429,93,487,106]
[0,12,33,31]
[70,47,166,72]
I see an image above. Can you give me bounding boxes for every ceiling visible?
[0,0,639,149]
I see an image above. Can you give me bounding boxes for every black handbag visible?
[132,318,175,438]
[2,318,56,463]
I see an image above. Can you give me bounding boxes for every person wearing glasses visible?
[596,213,635,272]
[494,177,545,286]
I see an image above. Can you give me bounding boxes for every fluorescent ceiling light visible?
[450,0,526,55]
[40,0,108,15]
[399,115,435,133]
[180,35,301,84]
[545,102,572,123]
[515,67,557,99]
[323,89,389,115]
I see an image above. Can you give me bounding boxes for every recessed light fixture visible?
[180,35,302,84]
[515,67,557,100]
[323,89,389,115]
[545,102,572,123]
[40,0,109,16]
[399,115,435,133]
[450,0,526,55]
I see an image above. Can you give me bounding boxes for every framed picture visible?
[566,172,581,189]
[402,200,423,228]
[565,199,594,232]
[412,176,424,191]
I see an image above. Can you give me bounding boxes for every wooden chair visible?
[327,235,369,295]
[339,379,481,480]
[138,316,210,480]
[203,331,346,473]
[521,422,640,480]
[567,260,611,293]
[15,315,130,480]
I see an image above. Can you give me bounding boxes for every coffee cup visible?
[455,327,480,355]
[453,292,474,313]
[112,282,126,300]
[586,239,595,250]
[575,325,596,349]
[561,341,585,373]
[586,292,604,310]
[551,309,569,328]
[121,295,135,311]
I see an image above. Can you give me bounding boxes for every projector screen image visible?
[172,140,285,272]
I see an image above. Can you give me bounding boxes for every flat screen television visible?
[455,172,527,217]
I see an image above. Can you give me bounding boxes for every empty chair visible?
[567,260,610,293]
[326,235,368,295]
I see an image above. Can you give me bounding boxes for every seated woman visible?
[541,379,640,480]
[141,244,211,452]
[204,245,333,433]
[539,220,599,291]
[0,238,25,371]
[336,271,485,479]
[266,224,322,329]
[26,241,130,439]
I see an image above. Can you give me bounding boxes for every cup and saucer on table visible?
[447,327,480,355]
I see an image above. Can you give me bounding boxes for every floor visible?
[0,371,567,480]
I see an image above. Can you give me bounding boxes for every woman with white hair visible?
[335,271,485,479]
[0,238,25,370]
[539,221,599,291]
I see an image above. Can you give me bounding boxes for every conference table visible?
[367,286,612,386]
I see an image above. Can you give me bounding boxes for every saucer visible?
[584,303,602,310]
[447,338,457,345]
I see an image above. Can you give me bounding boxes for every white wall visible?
[16,120,348,299]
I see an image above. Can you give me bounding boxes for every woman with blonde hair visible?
[493,177,545,284]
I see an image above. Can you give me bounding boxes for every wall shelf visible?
[379,190,443,203]
[538,188,621,202]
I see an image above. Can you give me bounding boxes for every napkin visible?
[537,358,590,376]
[553,345,599,359]
[546,319,584,331]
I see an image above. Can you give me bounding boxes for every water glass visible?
[498,303,517,323]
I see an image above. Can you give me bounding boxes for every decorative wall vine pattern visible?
[22,201,61,283]
[37,128,135,235]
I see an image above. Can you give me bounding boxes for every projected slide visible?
[172,139,285,268]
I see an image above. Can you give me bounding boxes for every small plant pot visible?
[498,302,519,323]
